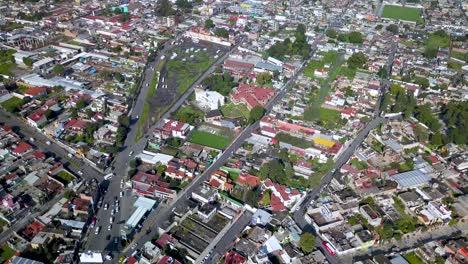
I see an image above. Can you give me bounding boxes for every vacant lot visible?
[220,102,250,119]
[0,244,15,263]
[188,130,231,150]
[382,5,423,23]
[1,97,24,112]
[54,170,75,185]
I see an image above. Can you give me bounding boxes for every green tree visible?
[155,0,176,16]
[23,57,33,67]
[386,24,399,34]
[116,126,127,146]
[347,52,367,69]
[176,0,192,11]
[249,105,266,124]
[348,31,363,43]
[377,66,387,78]
[256,72,272,86]
[76,98,88,109]
[114,72,124,82]
[52,64,65,76]
[214,28,229,38]
[299,232,316,253]
[413,76,429,89]
[430,132,443,147]
[44,109,55,119]
[204,19,214,29]
[413,124,429,142]
[325,29,337,39]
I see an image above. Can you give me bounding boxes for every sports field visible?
[382,5,423,24]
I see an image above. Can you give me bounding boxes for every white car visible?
[108,225,112,231]
[105,255,112,261]
[78,171,83,176]
[104,203,108,210]
[110,217,114,224]
[120,191,124,197]
[95,226,100,235]
[115,207,119,213]
[46,141,51,145]
[129,151,134,157]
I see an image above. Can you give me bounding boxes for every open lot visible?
[382,5,423,23]
[188,130,231,150]
[0,244,15,263]
[220,102,250,119]
[1,97,25,113]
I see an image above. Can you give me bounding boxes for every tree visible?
[155,0,175,16]
[375,24,383,31]
[347,52,367,69]
[64,190,76,199]
[256,72,272,86]
[214,28,229,38]
[413,124,429,142]
[413,76,429,89]
[116,127,127,146]
[114,72,124,82]
[52,64,65,76]
[204,19,214,29]
[249,105,266,124]
[23,57,33,67]
[386,24,399,34]
[76,98,88,109]
[44,109,55,119]
[430,132,443,147]
[348,31,363,43]
[176,0,192,11]
[299,232,316,253]
[377,66,387,78]
[325,29,337,39]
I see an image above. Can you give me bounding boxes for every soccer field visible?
[382,5,423,24]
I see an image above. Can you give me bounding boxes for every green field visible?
[0,244,15,263]
[304,51,339,78]
[1,97,25,112]
[54,171,75,185]
[188,130,230,149]
[220,102,250,119]
[404,252,425,264]
[135,102,150,142]
[382,5,423,24]
[166,49,214,94]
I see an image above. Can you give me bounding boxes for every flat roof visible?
[134,196,156,211]
[11,257,44,264]
[391,170,430,188]
[126,207,147,228]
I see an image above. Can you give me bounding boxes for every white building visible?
[195,88,225,110]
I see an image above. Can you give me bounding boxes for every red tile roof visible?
[33,151,46,159]
[155,233,178,249]
[270,194,287,212]
[225,250,247,264]
[231,84,275,109]
[12,142,33,154]
[24,86,47,96]
[158,256,181,264]
[236,173,260,188]
[65,119,87,130]
[28,109,46,122]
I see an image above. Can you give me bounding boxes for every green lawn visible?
[304,51,339,78]
[336,66,357,80]
[166,50,214,95]
[173,105,205,125]
[404,252,425,264]
[0,63,14,76]
[451,51,467,61]
[135,102,150,142]
[382,5,423,24]
[319,108,341,122]
[0,244,15,263]
[220,102,250,119]
[1,97,25,112]
[54,171,75,184]
[188,130,231,149]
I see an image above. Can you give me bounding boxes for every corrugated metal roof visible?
[391,170,430,188]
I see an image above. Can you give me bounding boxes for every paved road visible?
[292,40,397,263]
[114,34,326,259]
[0,109,102,181]
[201,211,253,264]
[85,36,243,253]
[349,221,468,262]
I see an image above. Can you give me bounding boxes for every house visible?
[22,220,45,241]
[65,119,88,133]
[235,173,260,188]
[224,249,247,264]
[204,109,223,122]
[359,205,381,226]
[131,171,176,200]
[27,109,47,128]
[157,256,181,264]
[24,86,47,98]
[262,179,303,210]
[230,84,275,110]
[154,119,193,140]
[155,233,178,249]
[224,59,254,74]
[195,88,225,110]
[314,69,328,78]
[192,183,218,205]
[341,107,358,119]
[12,142,33,156]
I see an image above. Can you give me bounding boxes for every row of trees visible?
[326,29,363,44]
[266,24,311,60]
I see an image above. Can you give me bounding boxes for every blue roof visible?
[11,257,44,264]
[391,170,430,188]
[255,61,282,72]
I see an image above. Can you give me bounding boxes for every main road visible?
[292,40,397,264]
[85,35,245,252]
[113,33,326,260]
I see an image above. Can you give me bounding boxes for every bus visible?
[322,241,336,256]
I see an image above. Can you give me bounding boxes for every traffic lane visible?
[205,211,253,264]
[1,109,102,180]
